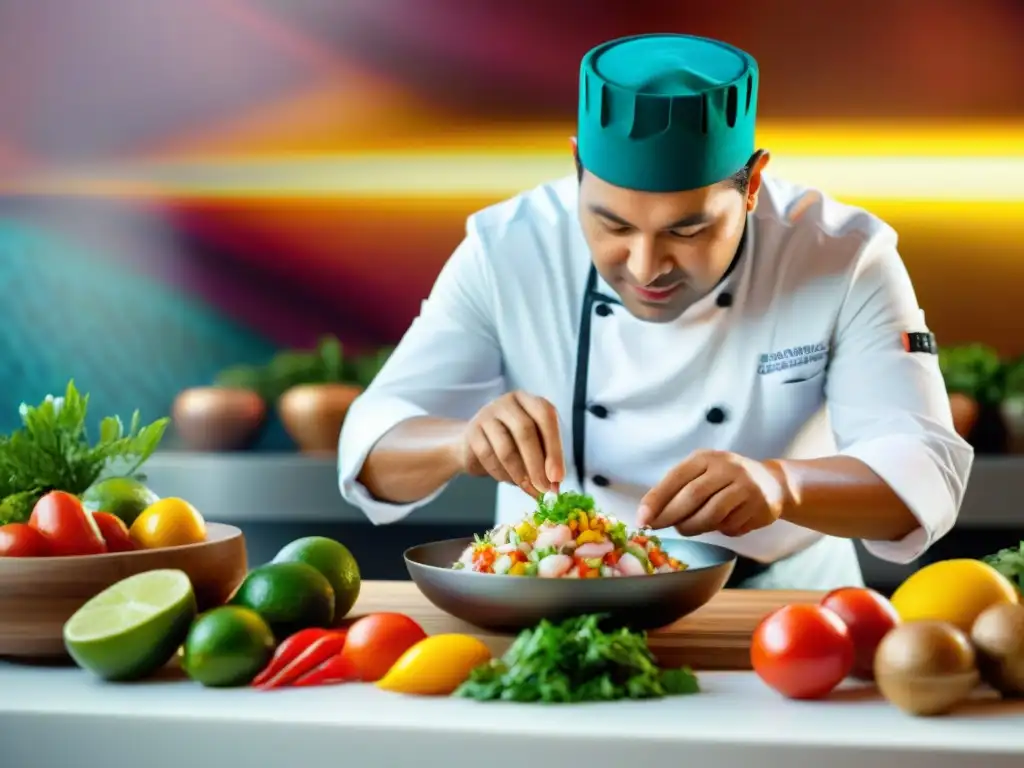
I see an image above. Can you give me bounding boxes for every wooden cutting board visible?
[349,582,824,670]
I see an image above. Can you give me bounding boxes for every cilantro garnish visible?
[983,542,1024,592]
[532,490,595,526]
[454,614,700,703]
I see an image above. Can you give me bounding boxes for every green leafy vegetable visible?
[454,614,700,703]
[532,490,595,526]
[983,542,1024,592]
[1003,355,1024,400]
[214,336,394,402]
[0,381,168,525]
[938,343,1004,404]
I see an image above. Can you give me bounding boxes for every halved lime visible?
[64,569,198,681]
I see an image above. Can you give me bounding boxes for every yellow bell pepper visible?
[577,512,589,532]
[377,634,492,696]
[508,561,528,576]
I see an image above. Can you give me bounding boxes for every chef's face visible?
[577,147,769,323]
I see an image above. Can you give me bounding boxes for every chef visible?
[338,33,974,589]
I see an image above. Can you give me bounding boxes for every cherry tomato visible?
[751,603,855,700]
[821,586,900,680]
[0,523,49,557]
[28,491,107,556]
[91,512,138,553]
[339,613,427,682]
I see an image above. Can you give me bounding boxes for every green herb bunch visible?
[938,343,1005,404]
[454,614,700,703]
[983,542,1024,593]
[531,490,595,526]
[215,336,394,402]
[0,381,168,524]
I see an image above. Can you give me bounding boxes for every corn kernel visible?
[515,523,536,542]
[576,529,603,545]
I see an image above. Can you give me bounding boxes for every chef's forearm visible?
[357,417,466,504]
[766,456,920,542]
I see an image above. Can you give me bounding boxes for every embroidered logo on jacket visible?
[757,342,829,375]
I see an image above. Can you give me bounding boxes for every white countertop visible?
[3,662,1023,768]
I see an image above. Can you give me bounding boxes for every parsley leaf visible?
[0,381,168,524]
[454,614,700,703]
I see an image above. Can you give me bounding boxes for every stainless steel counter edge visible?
[137,452,1023,528]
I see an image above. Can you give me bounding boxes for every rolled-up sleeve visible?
[338,225,505,524]
[826,235,974,563]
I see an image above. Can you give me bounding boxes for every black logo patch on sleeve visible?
[901,331,937,354]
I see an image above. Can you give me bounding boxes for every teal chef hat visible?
[577,34,759,192]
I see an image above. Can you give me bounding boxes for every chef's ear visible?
[745,150,771,211]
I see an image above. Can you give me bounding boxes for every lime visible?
[82,477,160,527]
[63,569,197,681]
[272,536,361,620]
[181,606,275,687]
[229,562,335,640]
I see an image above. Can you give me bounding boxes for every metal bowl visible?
[404,537,737,633]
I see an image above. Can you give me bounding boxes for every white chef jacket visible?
[338,173,974,589]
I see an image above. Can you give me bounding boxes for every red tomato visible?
[751,603,855,700]
[28,491,107,556]
[821,587,900,680]
[339,613,427,682]
[91,512,137,553]
[0,523,49,557]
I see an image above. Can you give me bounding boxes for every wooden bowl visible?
[279,383,362,453]
[173,387,267,451]
[0,523,248,659]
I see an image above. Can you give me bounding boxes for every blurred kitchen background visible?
[0,0,1021,591]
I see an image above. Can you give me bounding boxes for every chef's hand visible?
[637,450,787,537]
[458,391,566,498]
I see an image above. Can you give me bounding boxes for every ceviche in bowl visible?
[403,495,737,632]
[452,492,686,578]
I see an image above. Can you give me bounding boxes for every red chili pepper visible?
[258,631,348,689]
[290,649,359,687]
[251,628,331,687]
[649,549,668,568]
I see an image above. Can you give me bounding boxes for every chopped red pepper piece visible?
[290,650,359,687]
[603,550,621,566]
[251,628,331,687]
[258,631,348,689]
[649,549,668,568]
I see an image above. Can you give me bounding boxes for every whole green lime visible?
[272,536,361,621]
[229,562,335,640]
[64,569,197,681]
[181,606,275,687]
[82,477,160,527]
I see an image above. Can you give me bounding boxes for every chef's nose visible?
[626,237,671,286]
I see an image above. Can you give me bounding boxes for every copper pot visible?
[172,387,267,452]
[279,383,363,454]
[948,392,979,439]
